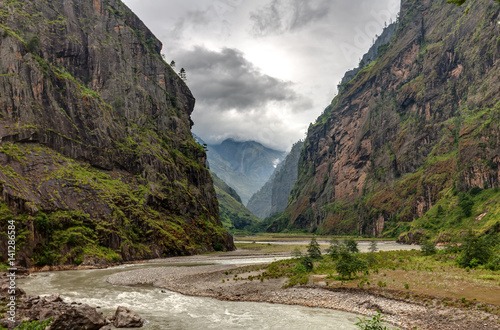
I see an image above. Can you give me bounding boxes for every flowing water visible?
[19,242,411,329]
[19,259,361,330]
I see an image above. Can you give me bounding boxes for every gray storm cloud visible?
[171,46,313,150]
[250,0,333,36]
[174,47,311,112]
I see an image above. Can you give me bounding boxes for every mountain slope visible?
[0,0,234,268]
[247,141,304,219]
[211,172,261,232]
[207,139,286,205]
[271,0,500,241]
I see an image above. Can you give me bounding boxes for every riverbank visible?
[106,257,500,330]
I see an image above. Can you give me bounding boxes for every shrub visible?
[457,231,492,268]
[300,256,314,271]
[327,239,342,260]
[369,240,378,253]
[420,240,437,255]
[34,213,51,234]
[291,247,302,259]
[355,312,388,330]
[336,249,367,279]
[458,194,474,217]
[15,318,53,330]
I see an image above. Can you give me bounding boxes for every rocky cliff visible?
[0,0,234,268]
[247,141,304,219]
[339,22,397,94]
[270,0,500,241]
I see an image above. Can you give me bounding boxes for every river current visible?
[20,242,413,329]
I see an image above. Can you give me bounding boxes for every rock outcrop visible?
[0,0,234,268]
[271,0,500,238]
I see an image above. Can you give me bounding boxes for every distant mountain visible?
[248,141,304,219]
[211,172,261,232]
[201,138,286,205]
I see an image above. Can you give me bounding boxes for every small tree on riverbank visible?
[307,237,322,260]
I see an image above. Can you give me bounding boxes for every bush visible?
[336,250,367,279]
[459,194,474,217]
[300,256,314,271]
[355,312,388,330]
[457,231,492,268]
[15,318,53,330]
[327,239,342,260]
[291,247,302,259]
[293,262,308,274]
[420,240,437,255]
[34,213,51,234]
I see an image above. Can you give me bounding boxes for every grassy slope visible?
[211,172,261,233]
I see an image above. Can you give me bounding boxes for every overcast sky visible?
[122,0,400,151]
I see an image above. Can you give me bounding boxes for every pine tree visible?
[307,237,322,260]
[179,68,186,81]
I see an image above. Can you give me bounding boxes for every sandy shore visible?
[106,254,500,330]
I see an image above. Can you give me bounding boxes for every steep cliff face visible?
[0,0,234,267]
[247,141,304,219]
[272,0,500,240]
[339,22,397,93]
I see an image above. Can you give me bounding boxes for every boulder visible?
[49,304,107,330]
[113,306,144,328]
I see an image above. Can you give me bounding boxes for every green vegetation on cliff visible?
[0,0,233,267]
[211,172,261,233]
[269,0,500,243]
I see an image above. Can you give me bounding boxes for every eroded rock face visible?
[0,0,234,267]
[277,0,500,235]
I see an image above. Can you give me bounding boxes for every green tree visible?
[327,238,342,260]
[344,238,359,253]
[457,231,493,268]
[307,236,322,260]
[170,60,176,68]
[336,248,367,279]
[369,240,378,253]
[421,240,437,256]
[179,68,186,80]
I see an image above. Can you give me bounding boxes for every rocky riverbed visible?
[0,277,144,329]
[107,259,500,330]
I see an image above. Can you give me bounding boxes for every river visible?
[19,243,411,329]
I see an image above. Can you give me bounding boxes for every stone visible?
[113,306,144,328]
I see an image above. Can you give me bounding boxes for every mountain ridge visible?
[269,0,500,241]
[0,0,234,268]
